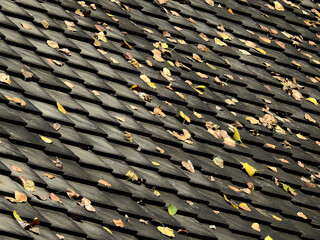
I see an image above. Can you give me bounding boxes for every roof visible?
[0,0,320,239]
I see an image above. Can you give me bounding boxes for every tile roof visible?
[0,0,320,239]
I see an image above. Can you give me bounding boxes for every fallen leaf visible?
[41,20,49,28]
[282,183,297,196]
[274,1,285,11]
[97,31,107,42]
[233,127,242,142]
[246,116,260,124]
[292,89,303,101]
[103,226,113,235]
[114,116,125,122]
[157,226,175,237]
[12,165,24,173]
[168,203,177,215]
[296,133,308,140]
[305,181,316,188]
[224,137,236,147]
[47,40,59,49]
[199,33,209,41]
[272,215,282,221]
[57,102,67,114]
[213,156,224,168]
[50,193,62,203]
[98,179,111,188]
[121,40,132,50]
[306,97,318,106]
[241,162,256,177]
[139,219,148,224]
[198,44,210,52]
[21,69,33,79]
[14,191,27,203]
[32,193,47,201]
[297,211,307,219]
[126,170,138,182]
[205,0,214,6]
[267,166,277,172]
[40,135,52,144]
[239,202,251,211]
[153,189,160,197]
[181,160,195,173]
[154,107,166,117]
[24,180,35,192]
[229,185,240,192]
[172,129,191,141]
[59,48,71,56]
[251,222,261,232]
[66,188,79,199]
[180,111,191,123]
[78,197,96,212]
[266,143,276,149]
[113,219,124,227]
[44,173,55,179]
[0,73,11,85]
[124,131,133,142]
[279,158,289,164]
[255,48,266,55]
[214,38,227,46]
[30,218,40,227]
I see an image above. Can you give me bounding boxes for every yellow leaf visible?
[255,48,266,55]
[153,189,160,197]
[297,211,307,219]
[265,235,273,240]
[239,202,251,211]
[24,180,36,192]
[296,133,308,140]
[233,127,242,142]
[245,116,259,124]
[13,210,23,222]
[206,62,216,70]
[214,37,227,46]
[97,31,107,42]
[306,97,318,106]
[163,67,171,76]
[147,82,157,89]
[47,40,59,49]
[251,223,261,232]
[126,170,138,182]
[274,1,285,11]
[241,162,256,177]
[272,215,282,221]
[103,226,113,234]
[57,102,67,114]
[180,111,191,123]
[152,161,160,166]
[267,166,277,172]
[42,20,49,28]
[168,203,177,216]
[157,226,175,237]
[40,135,53,144]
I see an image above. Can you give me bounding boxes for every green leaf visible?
[168,203,177,216]
[206,62,216,70]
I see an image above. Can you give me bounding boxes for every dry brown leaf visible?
[181,160,195,173]
[0,73,11,85]
[124,131,133,142]
[21,22,31,30]
[12,165,24,173]
[21,69,33,79]
[205,0,214,7]
[50,193,62,203]
[153,107,166,117]
[224,137,236,147]
[305,181,316,188]
[59,48,71,56]
[247,182,254,191]
[113,219,124,227]
[47,40,59,49]
[66,188,80,199]
[152,49,165,62]
[98,179,111,188]
[199,33,209,42]
[192,53,203,62]
[44,173,55,179]
[305,113,316,123]
[198,44,210,52]
[114,116,125,122]
[172,129,191,141]
[78,197,96,212]
[214,38,227,46]
[228,185,240,192]
[52,123,61,131]
[156,146,165,154]
[15,191,27,203]
[42,20,49,28]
